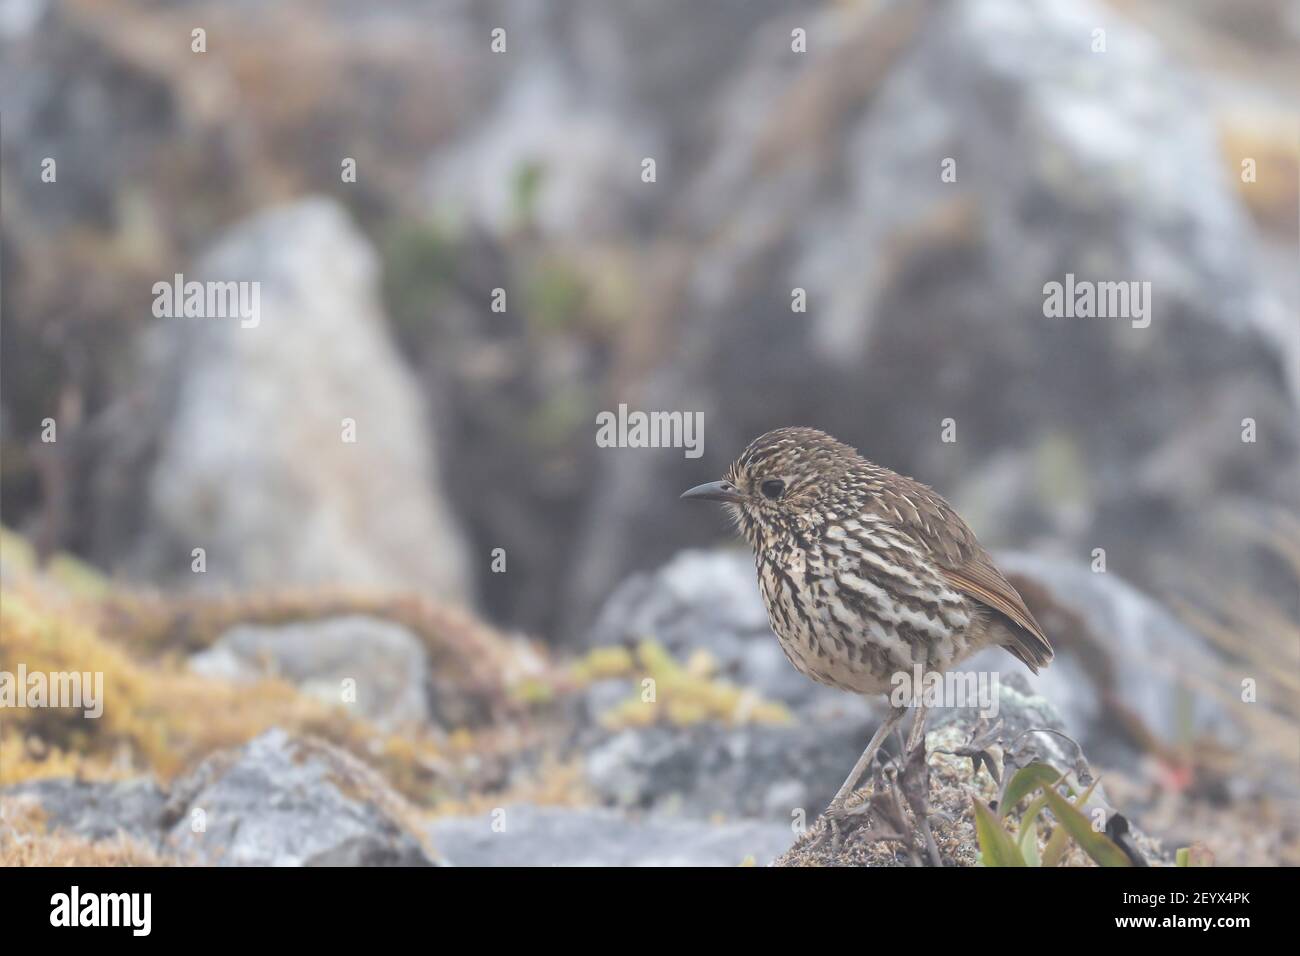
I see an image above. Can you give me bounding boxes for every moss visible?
[598,640,791,730]
[511,160,546,228]
[509,677,556,706]
[570,646,636,683]
[0,586,450,804]
[525,381,593,450]
[0,525,109,598]
[379,220,459,341]
[523,257,588,335]
[94,588,521,723]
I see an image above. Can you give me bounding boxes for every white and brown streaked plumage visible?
[682,426,1052,814]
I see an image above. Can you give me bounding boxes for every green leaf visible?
[1017,794,1049,867]
[1041,823,1071,867]
[1041,786,1133,867]
[1000,762,1064,818]
[973,798,1026,867]
[1073,775,1101,808]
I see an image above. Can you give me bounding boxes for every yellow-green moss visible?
[0,587,448,802]
[598,640,791,730]
[569,645,637,683]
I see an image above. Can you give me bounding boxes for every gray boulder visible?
[429,804,792,867]
[777,673,1160,866]
[578,549,880,821]
[3,730,436,866]
[164,729,438,866]
[189,615,433,729]
[4,778,168,847]
[582,716,878,823]
[584,548,874,713]
[127,198,471,600]
[577,545,1246,820]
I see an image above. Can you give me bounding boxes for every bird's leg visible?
[901,702,943,866]
[905,702,929,755]
[827,706,907,815]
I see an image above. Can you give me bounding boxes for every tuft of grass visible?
[0,797,171,867]
[1171,514,1300,784]
[974,762,1133,867]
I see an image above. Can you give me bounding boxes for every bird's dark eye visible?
[760,479,785,500]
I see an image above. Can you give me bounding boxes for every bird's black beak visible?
[680,480,742,504]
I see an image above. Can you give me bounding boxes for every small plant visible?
[1176,844,1214,867]
[973,761,1134,867]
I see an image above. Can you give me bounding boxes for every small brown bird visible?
[682,427,1052,818]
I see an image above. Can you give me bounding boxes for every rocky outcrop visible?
[189,615,434,730]
[580,717,878,823]
[776,675,1163,866]
[577,549,885,820]
[992,553,1247,769]
[584,548,1247,778]
[6,730,439,866]
[125,199,471,600]
[584,549,869,711]
[4,778,169,846]
[165,730,437,866]
[565,0,1298,635]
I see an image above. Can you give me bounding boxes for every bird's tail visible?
[1001,622,1054,674]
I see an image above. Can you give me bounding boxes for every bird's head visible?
[680,427,861,538]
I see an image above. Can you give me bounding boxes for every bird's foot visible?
[817,789,885,851]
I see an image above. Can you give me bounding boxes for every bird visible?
[681,426,1052,823]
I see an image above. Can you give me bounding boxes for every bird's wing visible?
[875,474,1053,671]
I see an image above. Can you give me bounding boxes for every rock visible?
[588,545,1245,785]
[577,549,882,820]
[189,615,433,729]
[126,198,470,600]
[0,1,179,233]
[578,550,1174,857]
[423,0,824,241]
[776,674,1164,866]
[986,552,1246,768]
[565,0,1298,636]
[4,778,168,848]
[3,730,437,866]
[164,729,438,866]
[428,804,792,867]
[582,716,878,823]
[584,549,873,714]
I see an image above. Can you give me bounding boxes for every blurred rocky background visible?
[1,0,1297,865]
